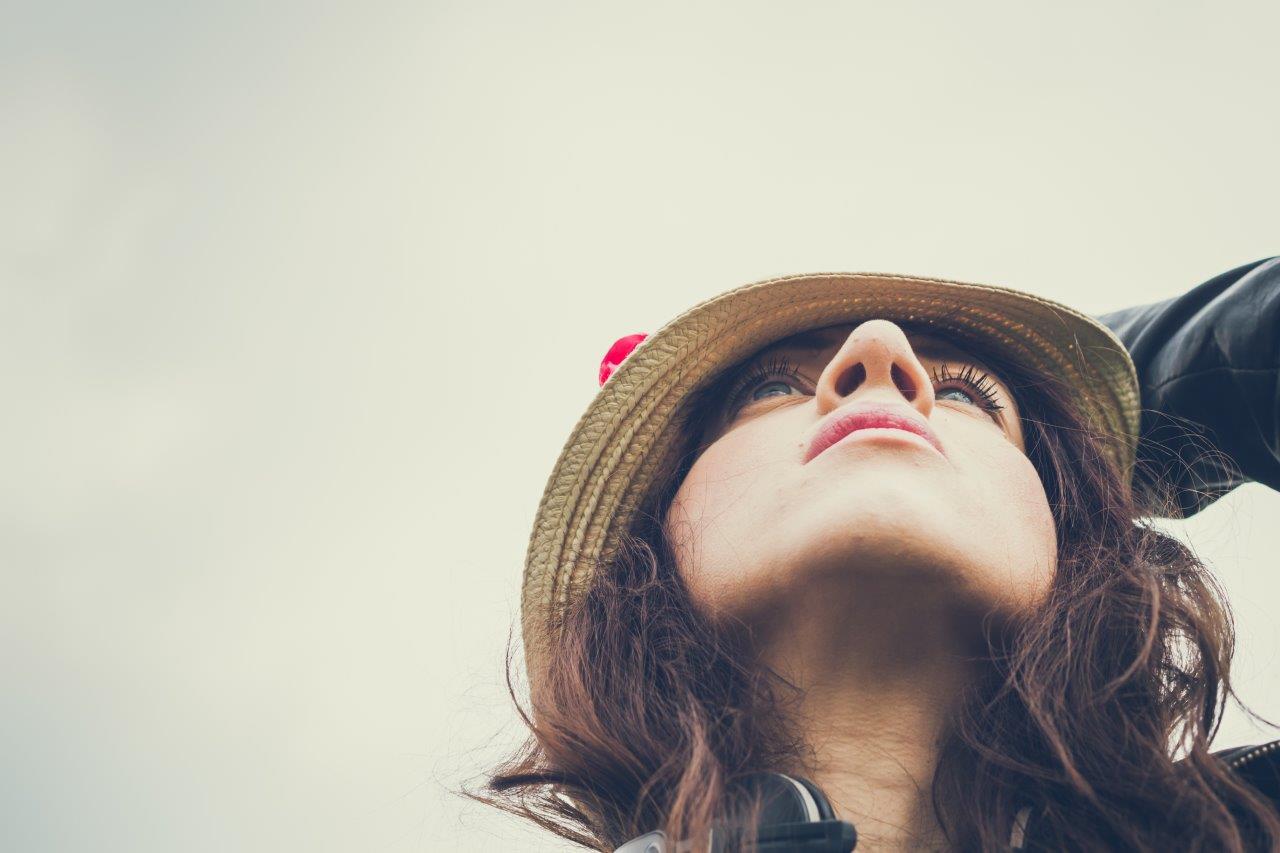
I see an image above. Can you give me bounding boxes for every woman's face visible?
[663,319,1057,631]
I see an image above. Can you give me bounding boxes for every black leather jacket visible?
[1098,256,1280,518]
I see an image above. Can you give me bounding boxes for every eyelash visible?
[724,355,1006,416]
[929,362,1005,414]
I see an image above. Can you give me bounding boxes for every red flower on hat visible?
[598,333,648,386]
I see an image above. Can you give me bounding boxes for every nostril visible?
[835,363,865,397]
[891,364,917,401]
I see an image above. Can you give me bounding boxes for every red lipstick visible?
[804,404,944,463]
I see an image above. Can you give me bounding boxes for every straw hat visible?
[521,272,1140,686]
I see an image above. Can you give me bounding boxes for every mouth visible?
[804,404,945,463]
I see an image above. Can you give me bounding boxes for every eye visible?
[936,387,980,405]
[930,363,1005,417]
[750,380,798,401]
[724,355,808,413]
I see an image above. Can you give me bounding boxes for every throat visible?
[752,575,997,852]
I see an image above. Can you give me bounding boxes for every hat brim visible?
[521,272,1140,681]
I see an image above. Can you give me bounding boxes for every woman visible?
[480,260,1280,851]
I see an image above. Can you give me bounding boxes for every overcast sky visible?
[4,2,1280,850]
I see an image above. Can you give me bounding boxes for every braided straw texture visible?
[520,273,1140,688]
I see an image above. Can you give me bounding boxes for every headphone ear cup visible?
[791,775,837,821]
[728,772,835,825]
[614,774,855,853]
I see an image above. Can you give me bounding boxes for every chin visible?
[727,497,1048,619]
[787,467,962,545]
[778,507,971,583]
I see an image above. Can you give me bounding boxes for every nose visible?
[813,319,935,419]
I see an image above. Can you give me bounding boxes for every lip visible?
[804,404,945,463]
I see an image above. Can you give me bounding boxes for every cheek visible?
[663,427,791,608]
[966,440,1058,605]
[1010,456,1057,560]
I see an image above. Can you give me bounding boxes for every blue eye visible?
[936,387,977,405]
[725,356,807,413]
[930,363,1005,415]
[749,380,798,402]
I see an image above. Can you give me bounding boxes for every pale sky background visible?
[3,2,1279,851]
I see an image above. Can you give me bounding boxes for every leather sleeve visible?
[1097,257,1280,518]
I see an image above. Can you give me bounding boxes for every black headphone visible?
[613,772,857,852]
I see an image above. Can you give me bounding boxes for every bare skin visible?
[664,320,1056,850]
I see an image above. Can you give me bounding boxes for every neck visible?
[753,573,993,852]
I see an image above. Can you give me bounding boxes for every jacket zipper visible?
[1226,738,1280,771]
